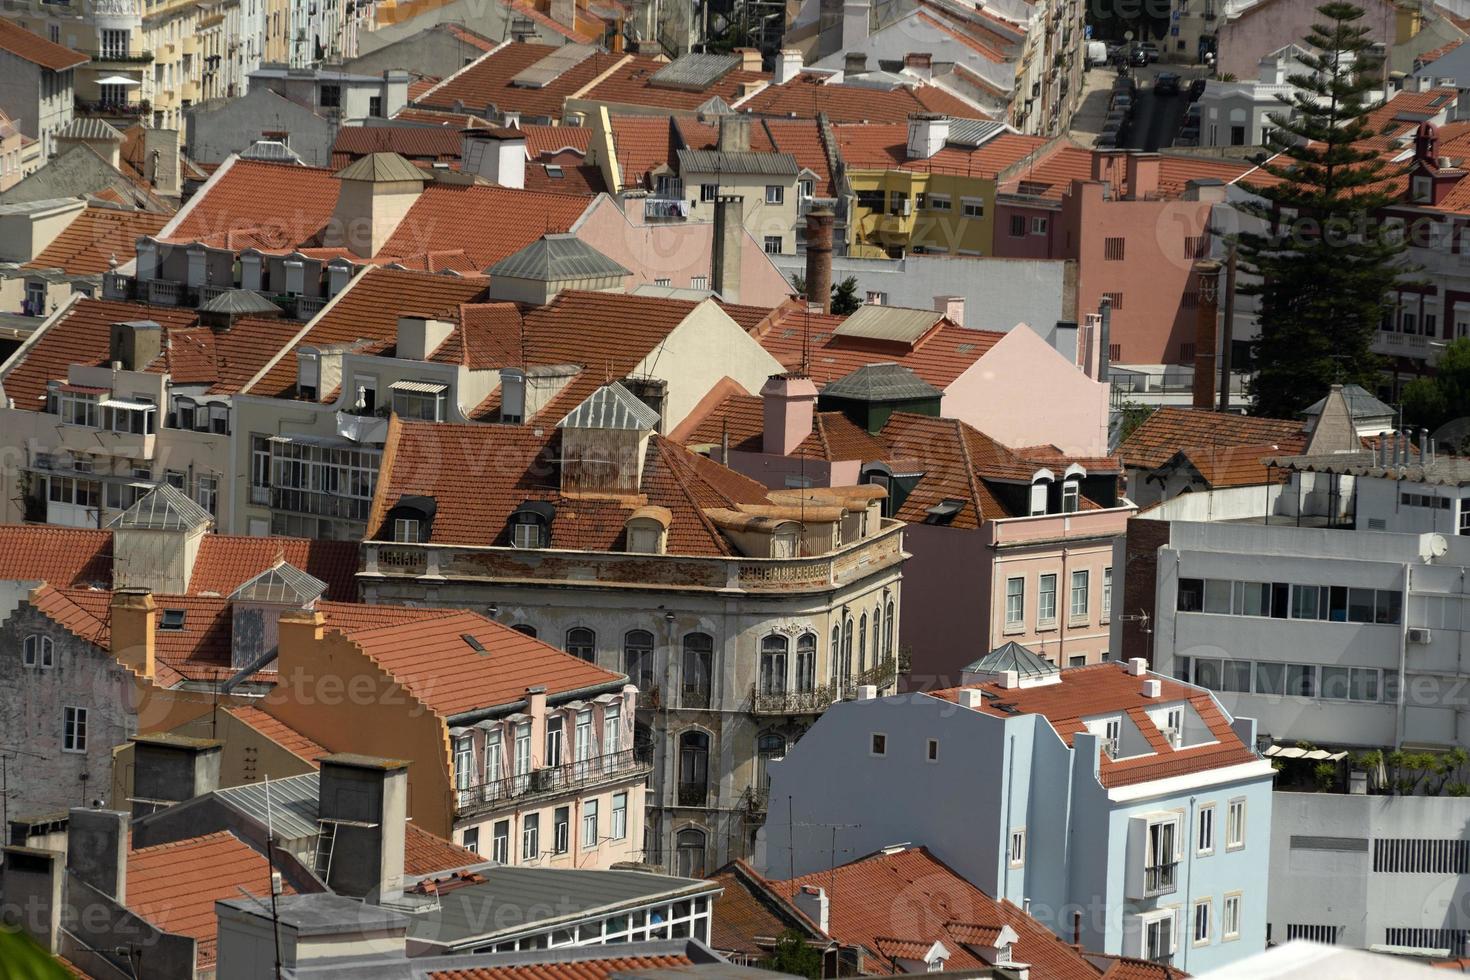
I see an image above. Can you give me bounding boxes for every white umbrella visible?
[95,75,141,86]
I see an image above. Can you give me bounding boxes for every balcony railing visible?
[75,98,149,117]
[1144,861,1178,897]
[94,50,154,64]
[677,782,716,808]
[644,197,690,220]
[455,748,649,813]
[750,659,897,715]
[741,785,769,814]
[270,486,372,521]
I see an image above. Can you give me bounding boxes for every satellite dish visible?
[1423,534,1449,561]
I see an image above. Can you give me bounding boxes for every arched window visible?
[760,635,788,695]
[22,635,53,668]
[885,600,895,657]
[624,630,656,693]
[678,731,710,806]
[511,624,537,638]
[676,827,708,878]
[757,732,786,791]
[795,633,816,693]
[565,627,596,662]
[831,624,841,686]
[682,633,713,709]
[858,612,868,673]
[871,609,881,667]
[841,618,854,693]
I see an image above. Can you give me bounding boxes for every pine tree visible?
[1231,1,1406,418]
[830,276,862,315]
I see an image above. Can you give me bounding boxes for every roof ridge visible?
[950,417,988,523]
[130,828,241,855]
[651,437,736,557]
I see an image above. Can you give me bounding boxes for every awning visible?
[99,398,156,412]
[96,75,142,86]
[388,379,449,394]
[268,432,351,449]
[1264,745,1349,761]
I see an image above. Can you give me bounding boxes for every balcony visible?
[1144,862,1178,897]
[454,748,650,817]
[270,486,372,521]
[677,783,716,808]
[1373,329,1437,362]
[644,197,690,221]
[741,785,769,814]
[336,409,389,444]
[93,50,154,66]
[751,659,897,715]
[145,279,188,306]
[75,98,149,118]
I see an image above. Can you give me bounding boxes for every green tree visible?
[764,929,824,980]
[789,272,807,296]
[1231,2,1407,418]
[831,276,862,315]
[1402,337,1470,430]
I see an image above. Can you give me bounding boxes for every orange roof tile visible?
[332,125,464,163]
[428,955,694,980]
[25,207,169,276]
[166,159,341,248]
[835,123,1045,175]
[223,704,327,762]
[405,823,483,875]
[1172,441,1297,488]
[392,107,497,128]
[679,392,890,464]
[581,54,769,113]
[0,18,87,70]
[1118,406,1306,470]
[522,153,607,195]
[607,114,679,188]
[740,73,991,124]
[520,124,592,157]
[375,182,594,268]
[417,42,626,120]
[126,831,296,969]
[710,863,816,955]
[927,662,1261,789]
[0,526,113,586]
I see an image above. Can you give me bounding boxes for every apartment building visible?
[758,654,1273,971]
[358,387,906,876]
[0,19,85,159]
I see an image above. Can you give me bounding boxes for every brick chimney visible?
[761,373,819,455]
[1192,260,1222,409]
[805,208,834,314]
[1125,151,1161,200]
[934,295,964,327]
[110,589,156,680]
[712,195,744,304]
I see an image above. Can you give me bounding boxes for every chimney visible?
[549,0,574,27]
[396,315,456,361]
[843,51,868,76]
[775,48,803,85]
[1125,151,1161,200]
[461,128,527,190]
[1142,678,1162,698]
[735,47,762,72]
[129,734,222,817]
[958,689,984,709]
[1126,657,1147,676]
[1,847,63,952]
[934,295,964,327]
[1192,260,1222,409]
[794,884,830,933]
[842,0,870,52]
[718,114,750,153]
[804,208,834,314]
[1089,150,1125,195]
[857,684,878,700]
[143,127,181,197]
[1098,295,1113,379]
[903,52,933,81]
[317,755,409,901]
[761,373,819,456]
[906,114,950,160]
[109,319,162,371]
[711,195,744,304]
[526,685,548,767]
[66,808,128,903]
[110,589,156,680]
[998,669,1020,689]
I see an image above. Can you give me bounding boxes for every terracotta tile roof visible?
[223,704,327,762]
[416,42,626,120]
[1117,406,1306,470]
[581,54,769,113]
[739,73,991,124]
[165,159,341,248]
[523,153,607,195]
[431,301,522,369]
[773,848,1103,979]
[392,106,497,128]
[710,863,815,955]
[428,955,694,980]
[126,830,295,969]
[835,123,1046,175]
[243,267,487,398]
[0,526,113,586]
[0,18,87,70]
[520,123,592,157]
[1097,955,1191,979]
[347,607,624,715]
[405,823,483,875]
[607,114,680,187]
[376,182,594,268]
[24,207,169,276]
[1171,441,1297,488]
[762,119,836,197]
[927,662,1261,789]
[679,392,890,464]
[999,144,1254,201]
[369,418,772,556]
[331,125,464,163]
[752,303,1004,389]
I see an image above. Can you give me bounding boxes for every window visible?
[1070,570,1089,621]
[602,704,620,759]
[485,730,502,784]
[1061,479,1080,513]
[565,627,595,662]
[492,819,509,863]
[757,732,786,791]
[393,518,420,543]
[764,236,782,255]
[798,178,814,198]
[319,83,341,107]
[624,630,656,692]
[23,635,54,668]
[63,707,87,753]
[574,709,593,773]
[865,291,887,305]
[392,387,446,421]
[1230,125,1246,146]
[1145,912,1176,962]
[195,475,218,516]
[961,197,983,217]
[159,609,186,630]
[1070,655,1087,667]
[885,600,895,657]
[611,791,628,839]
[765,185,784,205]
[1029,480,1048,515]
[870,732,887,756]
[1005,577,1024,628]
[858,612,868,672]
[1226,799,1245,849]
[582,799,598,849]
[1193,900,1211,946]
[795,633,816,693]
[1105,237,1126,260]
[368,95,382,117]
[522,813,539,861]
[101,28,130,58]
[700,183,718,202]
[545,717,563,767]
[454,736,473,790]
[1146,818,1179,895]
[856,189,885,210]
[58,391,99,427]
[927,193,952,210]
[888,191,908,216]
[926,738,939,762]
[1010,214,1026,237]
[1038,574,1057,625]
[1031,216,1048,235]
[463,827,479,853]
[682,633,713,708]
[676,827,707,878]
[514,723,532,777]
[1009,828,1025,867]
[511,624,537,638]
[1223,894,1241,941]
[1198,804,1215,855]
[678,731,709,803]
[553,807,570,853]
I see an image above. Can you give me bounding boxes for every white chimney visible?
[397,316,456,361]
[461,128,527,190]
[934,295,964,327]
[842,0,870,51]
[906,114,950,160]
[775,49,803,85]
[997,669,1019,689]
[1126,657,1147,676]
[1142,678,1162,698]
[794,885,830,933]
[857,684,878,700]
[958,689,984,709]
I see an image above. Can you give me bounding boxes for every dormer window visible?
[1413,175,1433,203]
[160,609,186,630]
[394,518,421,542]
[1029,479,1049,516]
[297,348,319,400]
[390,381,449,421]
[509,501,554,549]
[625,507,670,555]
[1062,479,1080,513]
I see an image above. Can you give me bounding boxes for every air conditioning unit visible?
[1408,627,1433,643]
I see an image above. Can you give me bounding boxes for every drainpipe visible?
[1004,733,1017,903]
[1181,795,1197,972]
[1396,562,1411,750]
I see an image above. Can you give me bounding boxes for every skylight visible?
[160,609,187,630]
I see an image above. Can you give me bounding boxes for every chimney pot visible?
[1142,678,1162,698]
[1126,657,1147,676]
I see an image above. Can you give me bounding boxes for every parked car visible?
[1111,94,1134,114]
[1086,40,1108,67]
[1130,45,1150,67]
[1095,130,1120,148]
[1112,76,1136,96]
[1155,72,1181,95]
[1103,111,1128,136]
[1136,42,1161,62]
[1188,77,1207,101]
[1177,103,1201,145]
